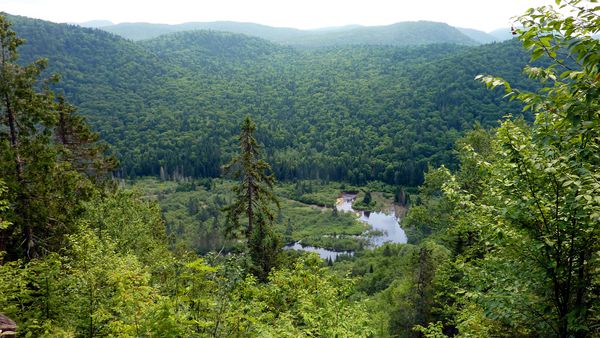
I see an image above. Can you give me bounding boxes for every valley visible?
[1,1,598,336]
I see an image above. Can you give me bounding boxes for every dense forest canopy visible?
[5,13,544,185]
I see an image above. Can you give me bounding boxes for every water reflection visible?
[359,209,407,245]
[339,193,407,246]
[284,242,353,261]
[284,192,407,261]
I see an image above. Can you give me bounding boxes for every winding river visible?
[285,193,407,260]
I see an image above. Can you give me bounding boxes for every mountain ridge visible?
[97,19,496,47]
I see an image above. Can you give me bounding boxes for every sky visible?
[1,0,551,32]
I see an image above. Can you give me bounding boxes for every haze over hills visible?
[489,27,515,41]
[278,21,480,47]
[456,27,500,44]
[7,13,538,185]
[99,21,307,43]
[76,19,114,28]
[96,19,509,46]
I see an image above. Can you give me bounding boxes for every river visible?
[284,193,407,260]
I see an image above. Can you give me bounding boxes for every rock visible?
[0,314,16,338]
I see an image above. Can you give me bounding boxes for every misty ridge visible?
[78,18,513,45]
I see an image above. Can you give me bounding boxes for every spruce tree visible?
[223,116,280,281]
[1,15,59,258]
[362,191,372,205]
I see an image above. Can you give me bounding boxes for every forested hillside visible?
[99,20,488,46]
[271,21,479,47]
[7,13,541,185]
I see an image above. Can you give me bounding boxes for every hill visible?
[100,21,308,41]
[7,14,167,114]
[76,19,114,27]
[457,27,500,43]
[282,21,478,47]
[8,14,541,185]
[489,27,514,41]
[100,20,479,47]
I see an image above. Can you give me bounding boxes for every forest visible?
[1,0,599,337]
[6,13,545,186]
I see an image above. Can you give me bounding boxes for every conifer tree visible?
[0,14,104,259]
[1,14,57,258]
[362,191,372,205]
[223,116,280,281]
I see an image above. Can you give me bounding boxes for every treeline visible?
[8,14,545,185]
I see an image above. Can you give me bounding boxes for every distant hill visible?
[76,20,114,28]
[309,24,363,32]
[8,13,543,185]
[100,20,478,47]
[100,21,307,42]
[489,27,515,41]
[457,27,501,44]
[5,14,168,129]
[282,21,478,47]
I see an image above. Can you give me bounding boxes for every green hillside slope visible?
[8,14,540,185]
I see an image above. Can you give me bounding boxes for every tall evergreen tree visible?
[0,14,101,260]
[223,116,280,281]
[1,14,55,258]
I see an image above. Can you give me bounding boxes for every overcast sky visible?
[2,0,551,32]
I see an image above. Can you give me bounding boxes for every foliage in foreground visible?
[403,1,600,336]
[2,1,599,336]
[0,190,374,337]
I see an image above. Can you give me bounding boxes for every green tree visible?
[453,1,600,335]
[1,14,51,258]
[362,191,372,205]
[0,14,115,261]
[223,116,280,281]
[230,257,374,336]
[0,14,95,260]
[0,189,180,337]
